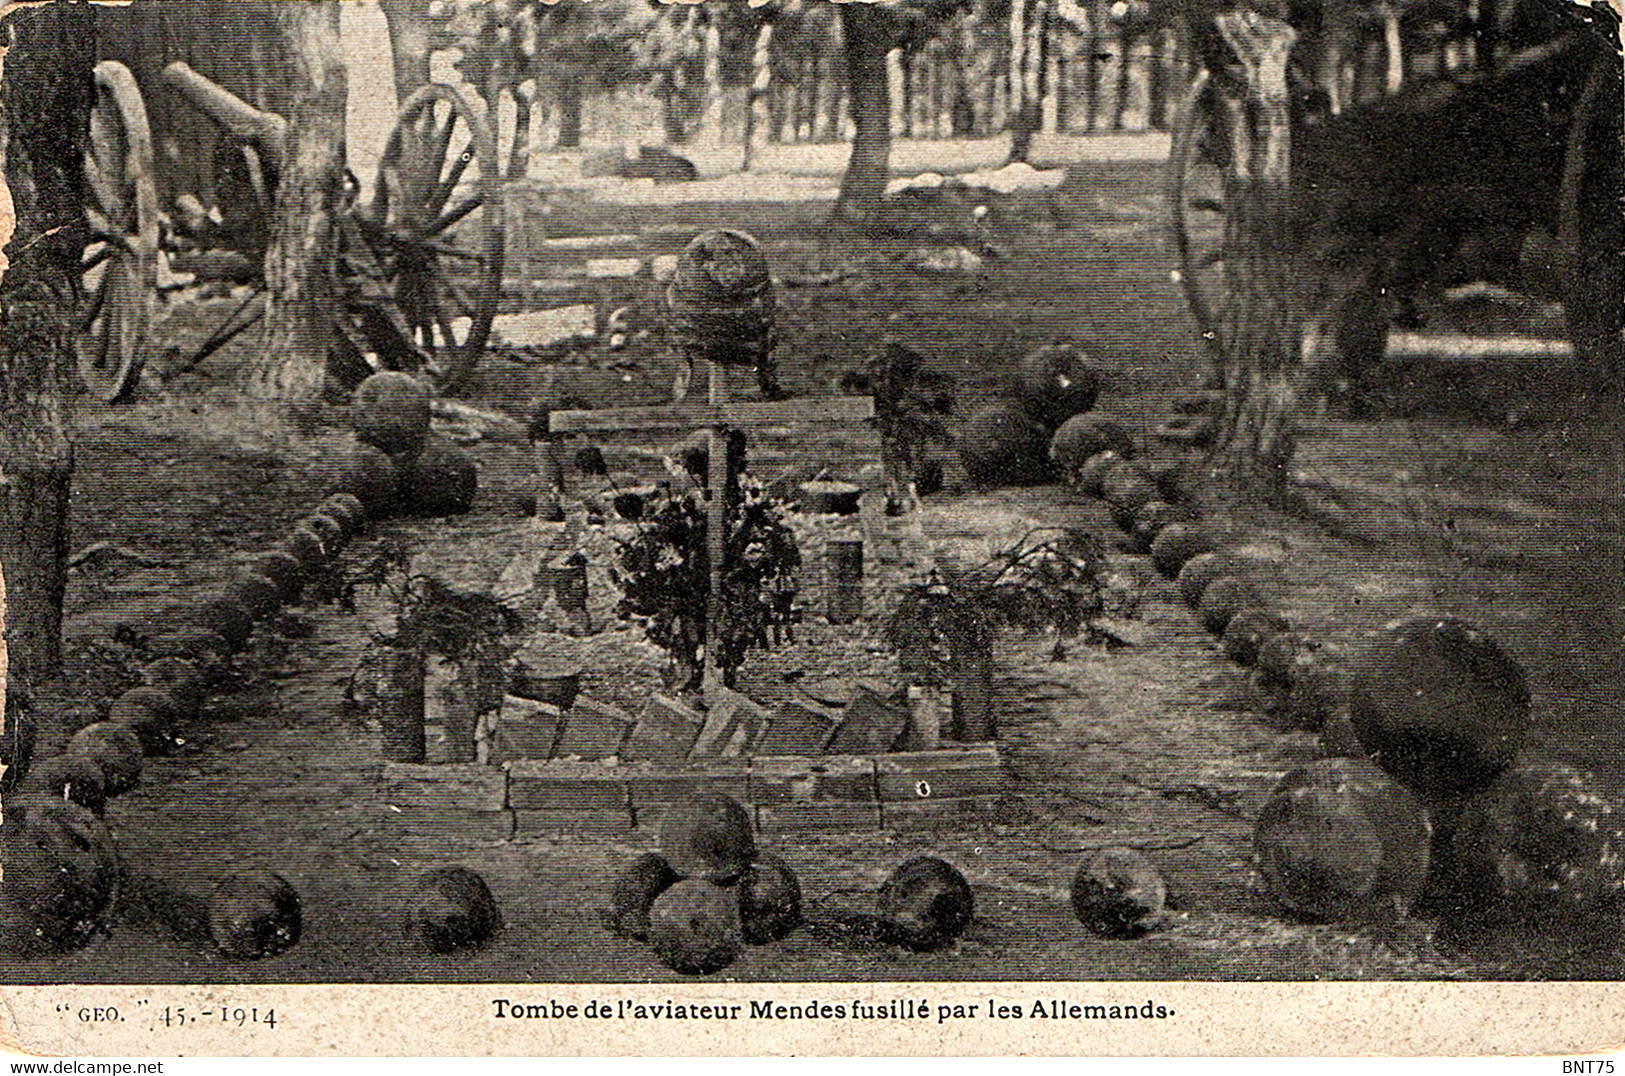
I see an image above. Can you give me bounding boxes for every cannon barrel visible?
[162,62,287,168]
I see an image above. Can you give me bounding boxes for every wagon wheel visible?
[1166,69,1236,381]
[366,83,504,394]
[1555,52,1623,384]
[77,61,159,402]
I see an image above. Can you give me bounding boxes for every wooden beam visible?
[548,397,875,434]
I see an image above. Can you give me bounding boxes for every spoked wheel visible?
[366,83,504,393]
[78,61,159,402]
[1166,69,1237,380]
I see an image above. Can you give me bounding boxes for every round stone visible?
[1176,551,1244,608]
[1254,757,1432,922]
[606,852,680,941]
[1448,755,1625,925]
[107,687,182,754]
[0,796,120,952]
[329,443,401,519]
[1015,345,1100,429]
[209,870,302,960]
[1349,616,1531,803]
[1150,523,1217,577]
[1100,462,1161,516]
[250,551,305,606]
[1068,450,1126,497]
[282,526,329,573]
[141,657,205,715]
[297,513,346,556]
[1129,501,1198,552]
[1070,846,1168,939]
[318,493,367,536]
[225,572,283,622]
[1222,608,1290,666]
[399,437,478,517]
[659,793,757,883]
[876,856,974,952]
[195,594,255,651]
[405,865,502,954]
[959,403,1051,488]
[18,754,108,816]
[1050,416,1135,473]
[647,879,743,975]
[1197,575,1260,635]
[67,722,143,797]
[738,853,802,945]
[352,371,432,459]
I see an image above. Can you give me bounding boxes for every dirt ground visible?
[5,155,1622,984]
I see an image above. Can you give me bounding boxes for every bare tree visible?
[250,1,348,405]
[0,2,95,689]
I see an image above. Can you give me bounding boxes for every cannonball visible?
[147,629,233,683]
[352,371,431,459]
[1348,616,1531,803]
[1197,575,1259,635]
[1150,523,1217,577]
[329,443,401,519]
[647,879,743,975]
[959,403,1051,488]
[1100,461,1160,514]
[1176,551,1244,608]
[1050,417,1135,473]
[194,594,255,652]
[1222,608,1290,666]
[1070,846,1168,939]
[1448,756,1625,924]
[400,437,478,517]
[18,754,108,816]
[209,870,301,960]
[107,687,182,754]
[1129,501,1198,552]
[283,527,330,575]
[297,513,346,556]
[142,657,205,714]
[226,572,283,622]
[1015,345,1100,429]
[319,493,367,537]
[876,856,974,952]
[659,792,757,883]
[1253,650,1346,733]
[1068,450,1126,497]
[0,796,120,951]
[250,551,304,606]
[1253,757,1432,922]
[607,852,680,941]
[405,865,502,953]
[67,722,143,797]
[738,853,802,944]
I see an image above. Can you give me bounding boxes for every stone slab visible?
[380,806,515,842]
[506,759,631,810]
[622,760,752,809]
[381,762,507,811]
[755,802,883,834]
[755,699,841,756]
[828,682,911,755]
[883,794,1007,829]
[747,755,877,803]
[691,686,769,758]
[623,694,705,763]
[551,695,636,760]
[488,695,565,763]
[514,808,634,837]
[873,746,1005,802]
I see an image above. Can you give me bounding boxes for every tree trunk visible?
[1211,12,1305,496]
[834,3,892,223]
[0,3,94,691]
[251,2,346,406]
[742,22,773,172]
[508,87,533,179]
[378,0,432,107]
[701,14,723,144]
[557,75,583,148]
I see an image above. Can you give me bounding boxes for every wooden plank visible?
[488,695,565,764]
[550,696,635,760]
[548,397,875,434]
[691,686,769,758]
[514,808,633,837]
[756,802,882,834]
[829,682,911,755]
[622,694,706,763]
[381,806,515,843]
[622,760,752,808]
[748,755,877,803]
[755,698,842,756]
[506,760,632,810]
[883,794,1007,829]
[873,746,1005,802]
[380,762,507,812]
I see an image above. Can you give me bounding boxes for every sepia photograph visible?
[0,0,1620,1056]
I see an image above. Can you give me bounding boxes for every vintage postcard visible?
[0,0,1620,1058]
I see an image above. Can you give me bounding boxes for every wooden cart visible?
[1165,0,1621,395]
[76,58,507,401]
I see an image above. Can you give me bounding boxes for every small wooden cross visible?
[549,363,873,699]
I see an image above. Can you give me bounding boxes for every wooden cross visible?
[549,362,873,699]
